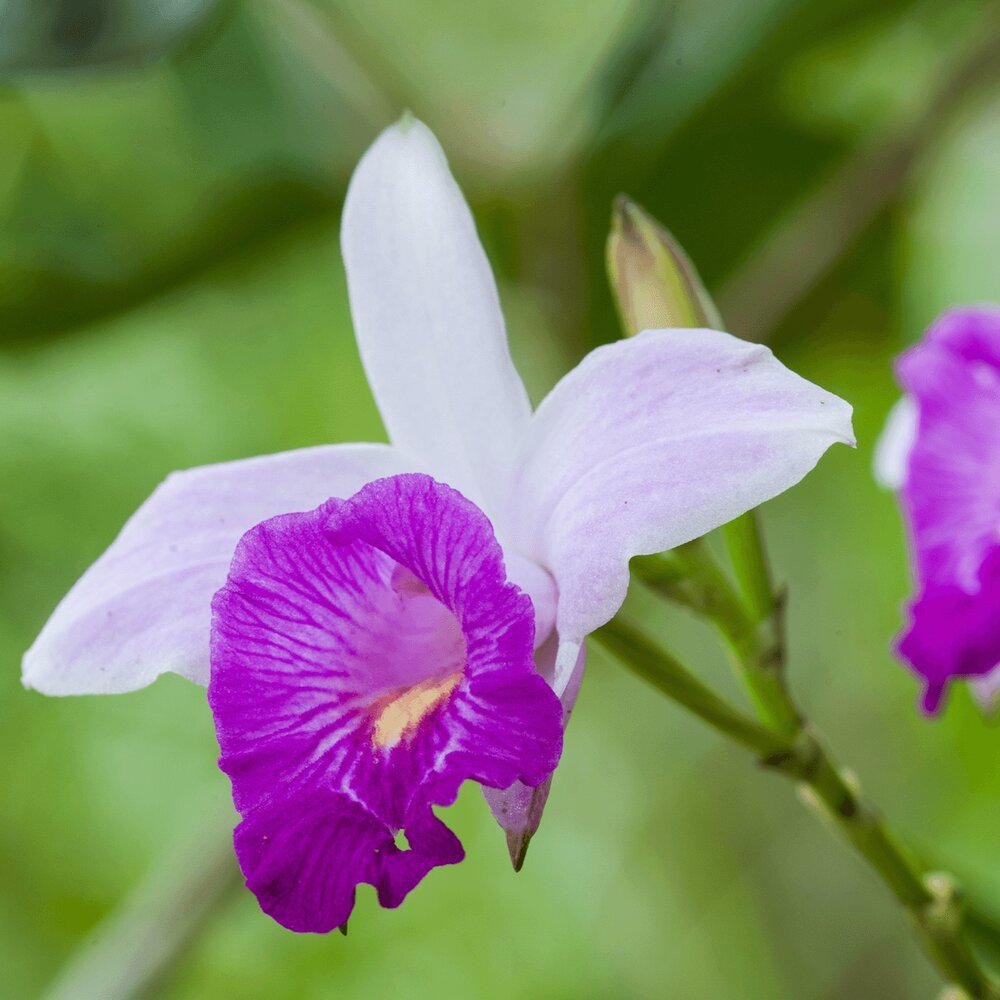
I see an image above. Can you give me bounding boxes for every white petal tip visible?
[397,109,418,130]
[20,657,66,696]
[20,647,46,693]
[825,396,856,448]
[372,115,441,159]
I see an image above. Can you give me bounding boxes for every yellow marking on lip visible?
[371,673,462,749]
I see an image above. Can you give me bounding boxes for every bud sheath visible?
[606,195,722,335]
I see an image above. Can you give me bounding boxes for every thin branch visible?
[595,617,788,759]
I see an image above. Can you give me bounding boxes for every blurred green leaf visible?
[780,2,983,137]
[968,907,1000,979]
[595,0,803,144]
[904,80,1000,330]
[0,0,222,72]
[0,2,369,341]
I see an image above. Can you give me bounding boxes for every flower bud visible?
[606,195,722,335]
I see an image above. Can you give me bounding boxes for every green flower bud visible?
[606,195,722,335]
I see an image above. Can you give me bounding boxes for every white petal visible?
[341,118,531,509]
[507,329,855,649]
[23,444,411,695]
[873,396,917,490]
[552,638,584,698]
[505,553,557,651]
[971,663,1000,713]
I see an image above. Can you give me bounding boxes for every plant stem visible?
[621,550,1000,998]
[723,511,775,621]
[596,618,787,760]
[633,542,799,737]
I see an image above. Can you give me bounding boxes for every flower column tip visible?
[507,830,532,873]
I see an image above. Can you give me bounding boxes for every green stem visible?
[775,737,994,995]
[596,619,787,759]
[620,551,1000,998]
[723,511,775,620]
[634,542,800,737]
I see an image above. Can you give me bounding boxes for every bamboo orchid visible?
[24,119,853,931]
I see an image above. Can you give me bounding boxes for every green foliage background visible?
[2,1,1000,996]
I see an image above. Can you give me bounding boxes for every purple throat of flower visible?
[208,473,564,933]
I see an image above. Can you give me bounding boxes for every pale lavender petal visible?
[341,118,532,509]
[506,329,854,673]
[505,552,558,650]
[23,444,412,695]
[210,474,563,932]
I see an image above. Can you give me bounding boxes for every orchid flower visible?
[23,118,853,932]
[876,306,1000,713]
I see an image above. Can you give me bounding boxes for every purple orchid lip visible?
[208,473,564,932]
[888,307,1000,711]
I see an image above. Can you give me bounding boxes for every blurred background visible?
[2,0,1000,997]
